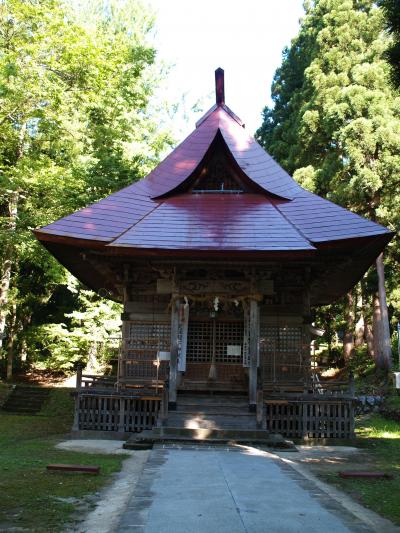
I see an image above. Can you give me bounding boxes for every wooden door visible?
[181,318,247,390]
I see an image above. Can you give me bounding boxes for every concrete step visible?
[177,405,249,416]
[124,428,296,450]
[177,394,248,403]
[158,427,270,439]
[165,414,257,430]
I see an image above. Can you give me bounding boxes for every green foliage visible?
[348,346,376,377]
[25,279,121,371]
[257,0,400,225]
[380,0,400,89]
[0,0,172,374]
[256,0,400,358]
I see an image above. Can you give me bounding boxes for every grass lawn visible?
[0,382,11,405]
[0,387,127,533]
[322,414,400,525]
[384,394,400,409]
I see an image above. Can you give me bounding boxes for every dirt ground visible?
[278,444,375,476]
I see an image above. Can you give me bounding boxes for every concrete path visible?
[116,446,373,533]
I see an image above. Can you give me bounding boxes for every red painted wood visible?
[339,471,394,479]
[215,67,225,105]
[35,102,392,258]
[47,464,100,474]
[108,194,315,251]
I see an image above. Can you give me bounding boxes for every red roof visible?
[110,194,315,251]
[35,105,390,251]
[34,70,393,304]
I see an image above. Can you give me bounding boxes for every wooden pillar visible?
[118,397,125,433]
[72,363,83,432]
[303,277,312,387]
[169,298,179,409]
[249,299,260,411]
[118,283,130,383]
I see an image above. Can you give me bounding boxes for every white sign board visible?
[227,345,242,356]
[157,351,171,361]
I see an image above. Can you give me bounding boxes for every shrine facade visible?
[35,69,393,440]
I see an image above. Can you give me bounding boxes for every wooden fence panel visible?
[265,398,354,439]
[76,393,161,433]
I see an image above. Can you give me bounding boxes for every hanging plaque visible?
[227,345,242,356]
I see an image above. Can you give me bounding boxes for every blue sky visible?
[148,0,305,138]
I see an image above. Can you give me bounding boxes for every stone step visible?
[1,386,50,414]
[177,394,248,403]
[9,386,50,394]
[2,406,41,413]
[124,428,296,450]
[165,414,257,430]
[5,396,47,404]
[175,405,251,414]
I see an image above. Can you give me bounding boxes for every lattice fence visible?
[265,399,354,439]
[77,393,161,432]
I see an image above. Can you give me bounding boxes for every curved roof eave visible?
[144,105,302,201]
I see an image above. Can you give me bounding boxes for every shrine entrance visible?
[179,317,248,391]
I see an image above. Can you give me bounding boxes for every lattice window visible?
[127,322,170,351]
[187,321,212,362]
[192,156,243,192]
[261,326,302,353]
[122,322,170,381]
[186,320,243,364]
[215,321,243,363]
[260,325,304,382]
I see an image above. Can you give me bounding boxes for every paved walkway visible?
[116,446,373,533]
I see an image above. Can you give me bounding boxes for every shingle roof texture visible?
[36,105,391,253]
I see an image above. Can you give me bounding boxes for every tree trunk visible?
[0,122,25,351]
[354,290,365,348]
[0,191,18,350]
[373,292,384,367]
[365,323,374,358]
[374,253,392,370]
[360,281,374,357]
[6,303,17,380]
[343,291,355,362]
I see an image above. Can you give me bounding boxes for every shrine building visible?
[34,69,392,441]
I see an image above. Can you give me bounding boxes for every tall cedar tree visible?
[380,0,400,88]
[256,0,400,370]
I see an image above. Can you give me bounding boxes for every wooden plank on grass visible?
[339,471,393,480]
[47,464,100,474]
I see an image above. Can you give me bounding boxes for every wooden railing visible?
[72,366,169,433]
[265,396,355,439]
[261,373,356,438]
[72,392,161,432]
[263,372,355,397]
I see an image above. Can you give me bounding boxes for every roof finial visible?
[215,67,225,106]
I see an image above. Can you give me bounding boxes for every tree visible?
[0,0,171,376]
[257,0,400,370]
[380,0,400,89]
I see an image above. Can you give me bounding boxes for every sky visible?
[148,0,305,139]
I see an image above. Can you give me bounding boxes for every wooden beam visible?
[169,298,179,409]
[249,299,260,410]
[47,464,100,474]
